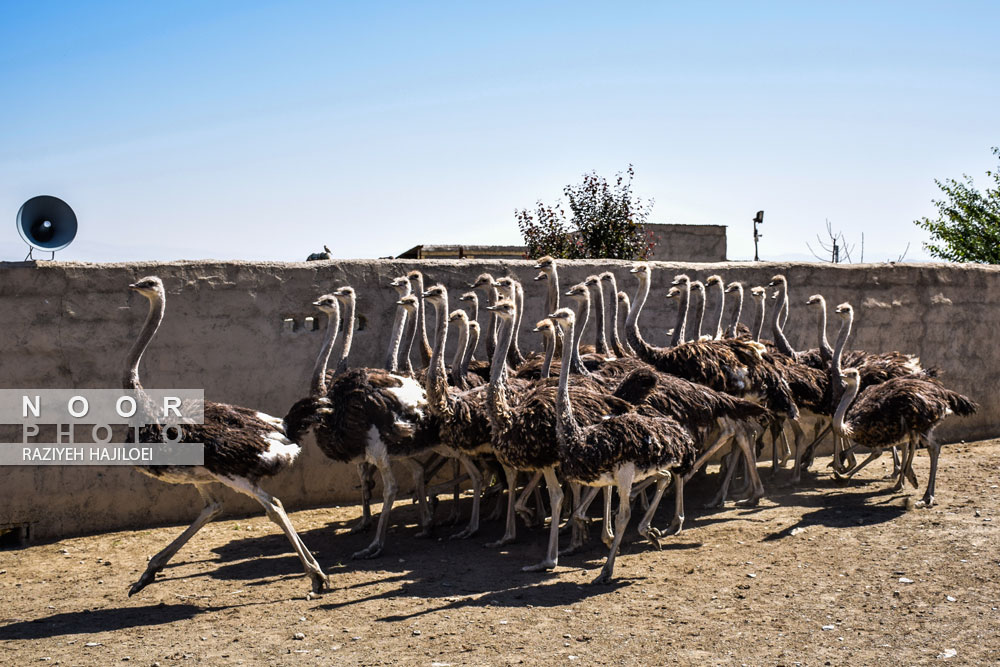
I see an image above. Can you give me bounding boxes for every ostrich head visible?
[599,271,616,284]
[458,291,477,304]
[834,302,853,319]
[449,309,469,326]
[841,367,861,388]
[313,293,338,314]
[406,270,424,285]
[671,273,689,287]
[548,307,576,327]
[706,275,724,288]
[806,294,826,308]
[534,255,555,276]
[533,318,555,335]
[495,276,517,299]
[484,298,516,321]
[332,286,355,303]
[750,286,766,302]
[691,280,705,295]
[397,294,418,313]
[665,286,681,301]
[389,276,411,295]
[725,281,742,294]
[129,276,165,299]
[617,291,630,306]
[421,284,448,307]
[629,263,651,279]
[564,282,589,304]
[470,273,495,289]
[583,274,601,288]
[767,274,787,289]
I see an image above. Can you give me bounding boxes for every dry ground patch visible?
[2,441,999,665]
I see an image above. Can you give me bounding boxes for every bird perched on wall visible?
[306,245,332,261]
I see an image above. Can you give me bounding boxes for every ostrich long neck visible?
[692,289,705,341]
[815,298,833,362]
[487,312,515,439]
[462,321,480,371]
[310,303,341,397]
[832,378,859,438]
[625,273,659,360]
[335,294,356,375]
[414,275,432,367]
[547,269,560,314]
[401,307,417,377]
[605,276,625,356]
[554,317,584,447]
[752,297,765,342]
[450,320,469,386]
[569,295,592,375]
[540,332,555,379]
[485,285,499,359]
[512,283,525,362]
[671,283,690,347]
[384,305,406,373]
[427,298,452,416]
[618,295,635,355]
[122,292,165,392]
[727,287,744,338]
[770,284,796,358]
[831,309,854,394]
[591,284,609,355]
[710,284,725,340]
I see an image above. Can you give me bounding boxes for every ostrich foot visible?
[485,534,515,548]
[559,542,583,557]
[591,568,614,585]
[351,544,384,560]
[663,516,684,537]
[348,517,372,535]
[639,526,662,550]
[736,494,761,508]
[905,467,919,489]
[309,573,331,594]
[127,569,161,597]
[915,494,935,508]
[522,559,557,573]
[450,524,478,540]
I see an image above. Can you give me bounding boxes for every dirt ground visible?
[2,440,999,666]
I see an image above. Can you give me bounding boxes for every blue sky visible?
[1,1,997,262]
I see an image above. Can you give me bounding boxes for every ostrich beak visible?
[128,283,139,290]
[533,272,546,281]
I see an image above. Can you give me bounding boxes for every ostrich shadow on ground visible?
[0,601,272,641]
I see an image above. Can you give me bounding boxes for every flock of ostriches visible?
[121,259,977,596]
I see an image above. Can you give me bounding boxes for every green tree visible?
[516,165,655,260]
[915,147,1000,263]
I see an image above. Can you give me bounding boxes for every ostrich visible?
[396,294,420,378]
[448,310,475,390]
[688,280,707,341]
[600,272,631,358]
[583,274,612,356]
[724,282,751,339]
[285,286,438,559]
[532,318,559,380]
[548,307,697,584]
[407,270,434,369]
[615,291,637,356]
[627,265,798,419]
[470,273,499,360]
[766,275,798,360]
[123,277,328,596]
[825,302,941,480]
[383,276,412,373]
[832,366,976,507]
[306,245,332,261]
[421,284,496,539]
[482,298,637,567]
[495,276,527,368]
[704,275,726,340]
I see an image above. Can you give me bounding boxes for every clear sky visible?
[1,1,997,263]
